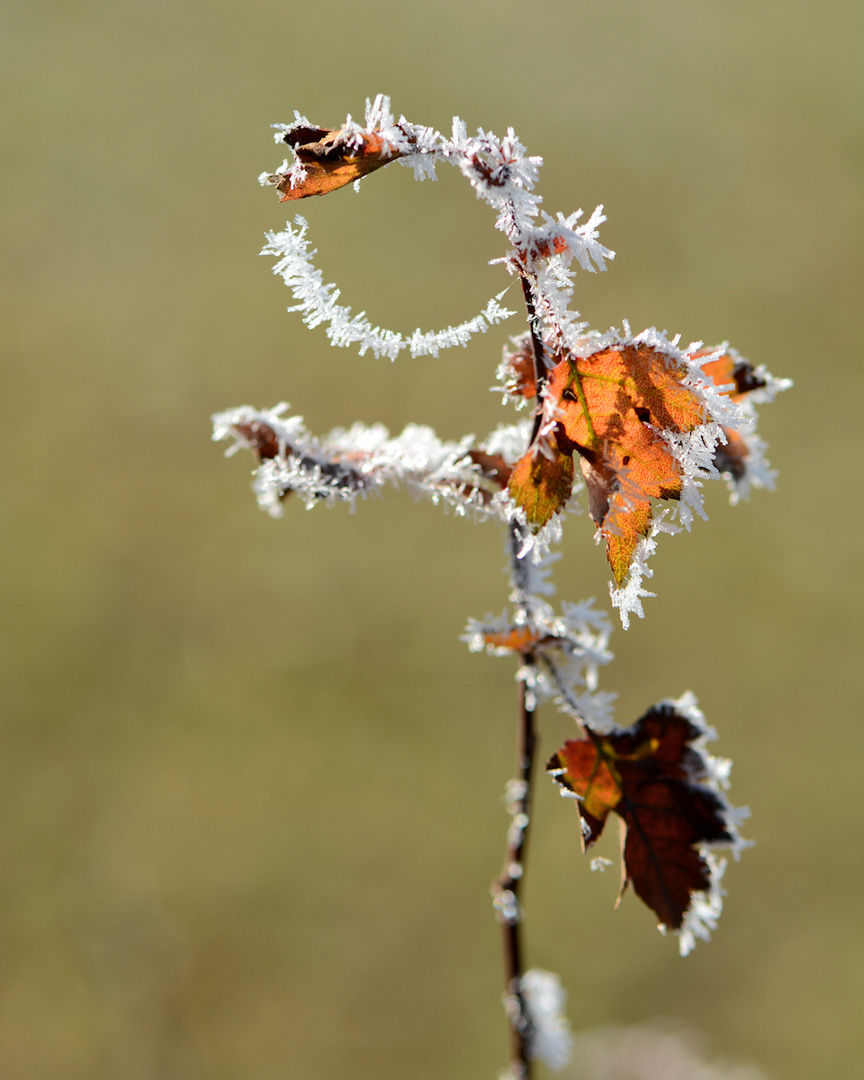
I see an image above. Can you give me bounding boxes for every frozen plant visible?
[212,95,790,1079]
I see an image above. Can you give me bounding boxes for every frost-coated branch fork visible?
[213,95,789,1078]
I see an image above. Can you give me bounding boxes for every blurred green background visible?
[2,1,861,1078]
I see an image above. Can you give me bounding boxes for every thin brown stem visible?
[492,656,538,1078]
[519,272,549,449]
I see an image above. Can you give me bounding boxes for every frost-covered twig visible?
[212,404,531,518]
[495,671,538,1079]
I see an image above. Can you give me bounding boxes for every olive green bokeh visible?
[2,1,861,1078]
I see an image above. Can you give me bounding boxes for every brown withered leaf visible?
[466,449,512,489]
[232,419,282,461]
[499,336,538,401]
[547,704,733,931]
[227,417,366,501]
[709,427,749,482]
[269,126,403,201]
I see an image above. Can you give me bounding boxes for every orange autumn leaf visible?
[695,350,768,402]
[695,350,768,482]
[509,344,710,584]
[531,234,571,260]
[548,344,706,493]
[547,704,734,931]
[268,125,403,201]
[582,457,653,586]
[507,435,575,528]
[481,626,543,653]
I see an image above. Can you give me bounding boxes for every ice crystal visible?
[521,968,572,1070]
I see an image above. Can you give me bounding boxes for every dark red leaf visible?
[547,703,734,931]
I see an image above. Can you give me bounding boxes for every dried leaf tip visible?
[262,94,442,201]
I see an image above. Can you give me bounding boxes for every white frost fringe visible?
[263,217,515,360]
[664,691,752,956]
[505,968,572,1072]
